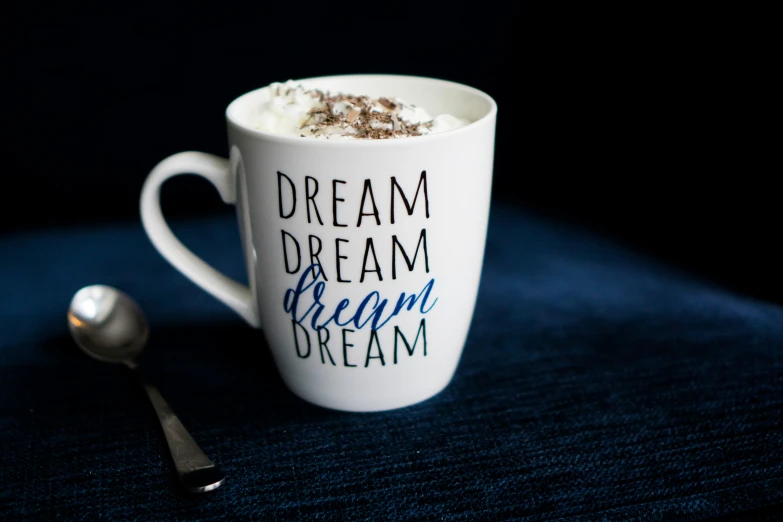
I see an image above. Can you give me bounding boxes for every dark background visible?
[6,4,779,305]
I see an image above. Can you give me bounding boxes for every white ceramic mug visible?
[140,75,497,412]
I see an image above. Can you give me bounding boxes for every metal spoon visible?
[67,284,225,493]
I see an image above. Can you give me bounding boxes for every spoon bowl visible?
[68,285,148,366]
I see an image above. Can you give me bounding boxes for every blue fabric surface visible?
[1,203,782,520]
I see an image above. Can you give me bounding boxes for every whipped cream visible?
[248,80,470,139]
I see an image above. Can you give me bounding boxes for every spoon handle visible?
[139,378,225,493]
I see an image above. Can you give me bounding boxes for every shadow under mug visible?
[140,74,497,412]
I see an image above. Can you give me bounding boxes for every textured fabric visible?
[1,204,782,520]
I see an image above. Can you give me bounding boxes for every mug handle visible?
[140,151,260,327]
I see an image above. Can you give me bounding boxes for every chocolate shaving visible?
[378,97,397,110]
[346,108,361,123]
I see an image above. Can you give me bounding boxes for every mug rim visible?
[225,74,497,148]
